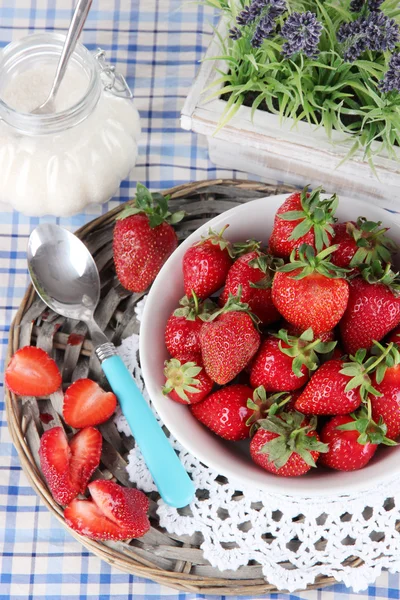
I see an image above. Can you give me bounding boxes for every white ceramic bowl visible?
[140,194,400,496]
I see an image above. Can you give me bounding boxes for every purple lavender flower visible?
[365,11,399,51]
[250,1,286,47]
[236,6,253,26]
[379,52,400,93]
[368,0,384,10]
[251,14,275,46]
[338,12,399,62]
[350,0,383,12]
[229,26,242,40]
[281,11,323,59]
[235,0,287,48]
[337,18,367,61]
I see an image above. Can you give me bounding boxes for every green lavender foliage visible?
[202,0,400,167]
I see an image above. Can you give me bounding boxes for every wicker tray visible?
[5,178,347,595]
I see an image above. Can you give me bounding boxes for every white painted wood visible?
[181,18,400,204]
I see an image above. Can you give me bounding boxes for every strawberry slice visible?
[63,379,117,428]
[39,426,102,505]
[64,498,135,541]
[69,427,103,494]
[88,480,149,534]
[5,346,61,396]
[39,427,75,505]
[65,481,150,541]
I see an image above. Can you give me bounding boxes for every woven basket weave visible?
[5,178,347,595]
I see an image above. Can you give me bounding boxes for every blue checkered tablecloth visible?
[1,1,400,599]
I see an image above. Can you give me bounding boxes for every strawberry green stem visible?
[364,342,394,375]
[192,290,199,315]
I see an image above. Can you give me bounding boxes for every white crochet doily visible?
[114,298,400,593]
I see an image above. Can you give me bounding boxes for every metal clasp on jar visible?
[94,48,133,100]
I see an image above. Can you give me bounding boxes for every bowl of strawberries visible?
[140,187,400,496]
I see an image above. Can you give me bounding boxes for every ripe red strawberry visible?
[330,218,397,269]
[113,182,185,293]
[64,481,150,541]
[39,426,102,505]
[164,293,216,361]
[370,344,400,440]
[319,409,395,471]
[199,295,260,385]
[249,412,327,476]
[268,187,337,258]
[63,379,117,428]
[219,251,281,325]
[5,346,61,396]
[340,263,400,355]
[190,384,253,440]
[249,329,336,392]
[294,352,381,415]
[162,358,213,404]
[271,244,349,336]
[182,226,233,299]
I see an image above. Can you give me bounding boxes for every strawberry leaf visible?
[162,358,203,402]
[278,186,338,252]
[275,327,337,376]
[136,182,153,210]
[169,211,186,225]
[288,219,313,240]
[117,182,186,228]
[116,206,143,220]
[173,292,217,321]
[279,210,307,221]
[337,404,398,446]
[278,244,349,280]
[148,214,165,228]
[232,239,262,257]
[258,411,327,469]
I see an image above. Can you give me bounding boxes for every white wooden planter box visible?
[181,18,400,204]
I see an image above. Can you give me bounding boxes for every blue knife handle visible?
[101,354,194,508]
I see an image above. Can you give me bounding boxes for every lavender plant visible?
[202,0,400,166]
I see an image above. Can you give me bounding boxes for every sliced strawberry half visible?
[5,346,61,396]
[69,427,103,494]
[39,426,102,505]
[63,379,117,428]
[88,480,150,536]
[65,481,150,541]
[39,427,75,505]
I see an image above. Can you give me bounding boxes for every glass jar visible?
[0,33,141,216]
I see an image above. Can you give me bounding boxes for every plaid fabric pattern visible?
[0,1,400,598]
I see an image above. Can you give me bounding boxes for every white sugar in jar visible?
[0,34,141,216]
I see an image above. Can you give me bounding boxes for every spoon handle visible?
[49,0,93,101]
[99,353,195,508]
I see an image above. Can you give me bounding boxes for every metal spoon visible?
[27,223,195,508]
[32,0,93,114]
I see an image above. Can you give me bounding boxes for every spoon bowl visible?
[27,223,100,322]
